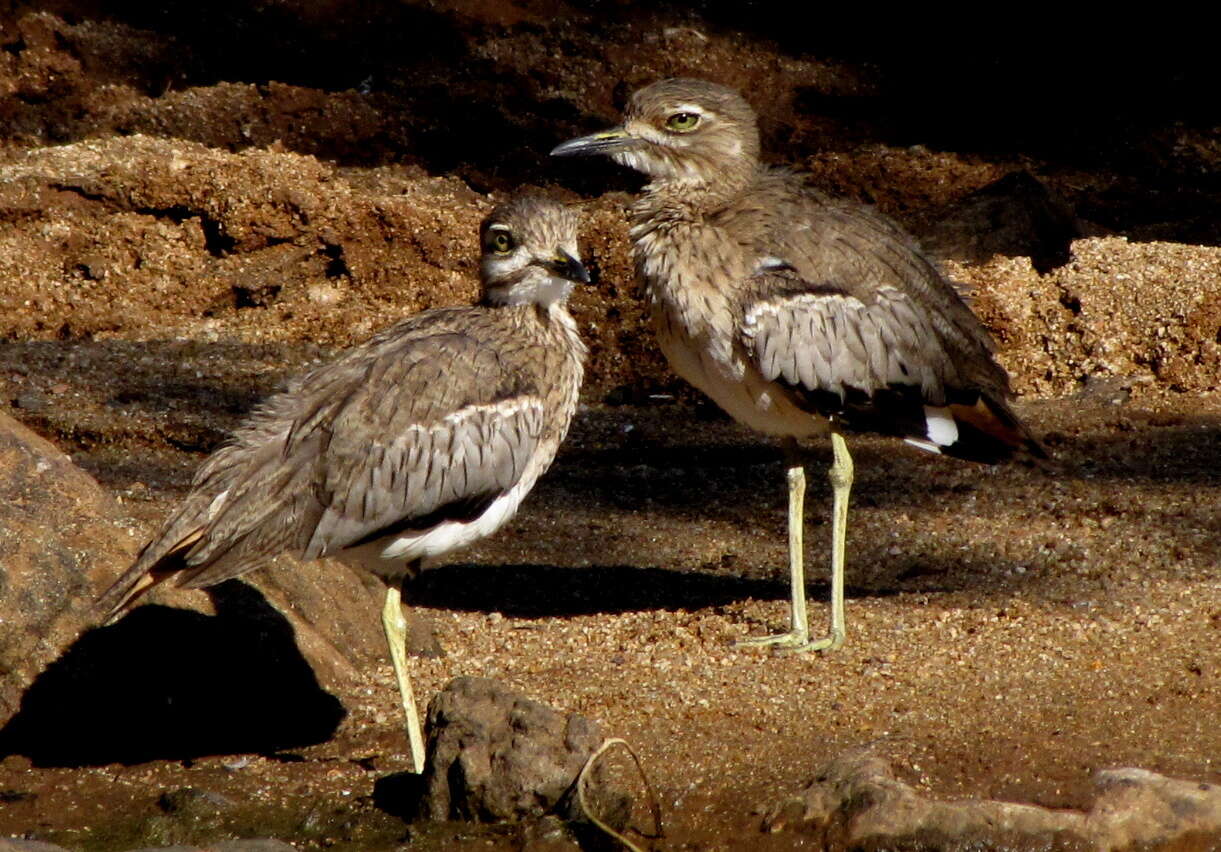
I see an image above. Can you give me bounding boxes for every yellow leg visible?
[811,431,851,651]
[736,434,850,653]
[382,581,426,773]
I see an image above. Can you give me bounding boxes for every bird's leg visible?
[736,438,813,650]
[736,433,851,653]
[800,431,851,652]
[382,577,426,774]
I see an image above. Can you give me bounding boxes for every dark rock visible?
[0,840,71,851]
[0,407,429,766]
[0,411,137,725]
[0,580,346,766]
[921,170,1080,273]
[11,393,48,412]
[127,842,298,851]
[766,751,1221,849]
[520,815,583,851]
[156,786,236,816]
[417,676,627,825]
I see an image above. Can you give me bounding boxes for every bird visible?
[552,78,1044,653]
[97,193,590,773]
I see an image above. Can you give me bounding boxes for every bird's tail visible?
[905,394,1046,465]
[94,528,201,624]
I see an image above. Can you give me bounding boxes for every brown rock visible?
[0,419,377,765]
[127,843,299,852]
[766,751,1221,850]
[1092,768,1221,850]
[0,839,71,852]
[417,676,626,824]
[0,134,485,348]
[0,411,136,724]
[921,170,1080,273]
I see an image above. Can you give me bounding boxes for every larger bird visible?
[98,194,589,773]
[553,79,1043,653]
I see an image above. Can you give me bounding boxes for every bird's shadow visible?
[0,580,345,768]
[408,562,884,619]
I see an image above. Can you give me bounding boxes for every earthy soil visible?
[0,3,1218,850]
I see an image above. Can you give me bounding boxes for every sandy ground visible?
[0,353,1217,847]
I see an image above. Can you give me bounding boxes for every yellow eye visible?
[665,112,701,132]
[489,231,515,253]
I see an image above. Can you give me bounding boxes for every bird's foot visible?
[734,627,844,654]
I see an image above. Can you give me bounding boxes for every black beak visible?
[550,127,634,158]
[544,249,590,284]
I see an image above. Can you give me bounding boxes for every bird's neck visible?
[480,276,573,309]
[523,300,588,363]
[488,298,584,353]
[632,162,757,226]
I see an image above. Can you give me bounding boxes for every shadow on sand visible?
[0,581,344,767]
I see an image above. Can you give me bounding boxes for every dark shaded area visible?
[7,0,589,185]
[1055,421,1221,487]
[5,0,1218,243]
[920,171,1082,273]
[0,581,345,767]
[0,339,323,471]
[413,562,794,617]
[371,770,427,823]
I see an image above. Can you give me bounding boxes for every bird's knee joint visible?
[828,465,852,490]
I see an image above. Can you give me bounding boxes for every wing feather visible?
[99,307,555,616]
[744,279,950,404]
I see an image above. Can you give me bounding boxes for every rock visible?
[0,412,137,725]
[921,170,1080,273]
[156,787,237,817]
[766,751,1221,850]
[0,571,348,766]
[127,842,299,852]
[1092,768,1221,850]
[417,676,627,825]
[0,839,71,851]
[0,417,353,765]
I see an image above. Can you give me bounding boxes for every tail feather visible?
[95,531,199,623]
[906,396,1046,464]
[805,383,1046,465]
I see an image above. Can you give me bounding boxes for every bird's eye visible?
[489,231,515,254]
[665,112,701,132]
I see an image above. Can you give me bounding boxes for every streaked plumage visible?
[553,78,1043,652]
[98,194,589,771]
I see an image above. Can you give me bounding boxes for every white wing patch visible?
[755,256,793,274]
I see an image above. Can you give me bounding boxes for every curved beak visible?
[550,127,634,158]
[543,249,591,284]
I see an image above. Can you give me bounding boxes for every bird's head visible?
[551,78,760,192]
[479,194,589,308]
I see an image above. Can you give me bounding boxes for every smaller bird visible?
[98,194,590,773]
[553,79,1044,653]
